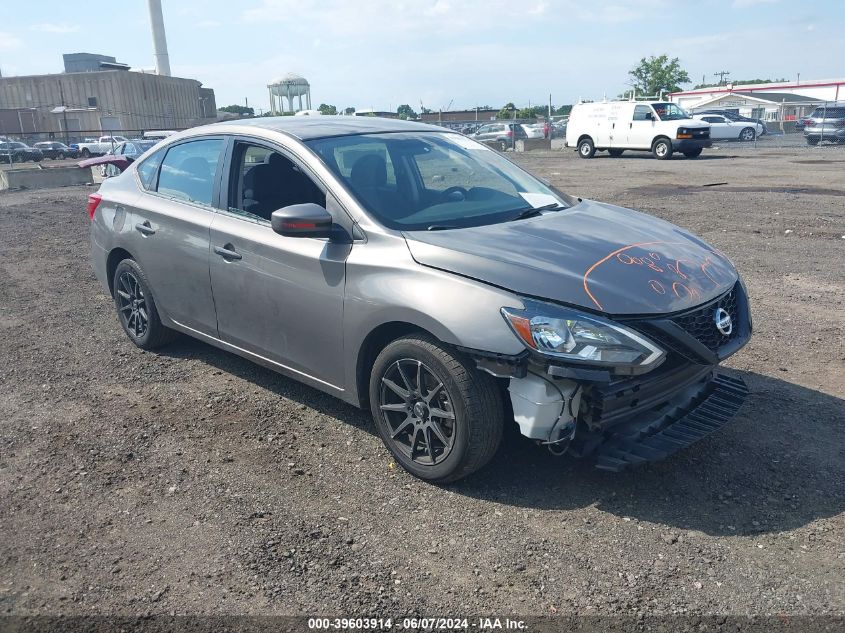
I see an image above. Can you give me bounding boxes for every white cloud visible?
[0,31,23,50]
[29,23,80,34]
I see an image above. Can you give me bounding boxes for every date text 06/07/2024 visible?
[307,617,528,630]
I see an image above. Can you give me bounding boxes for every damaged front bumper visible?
[464,282,752,470]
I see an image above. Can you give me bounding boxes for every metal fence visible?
[0,128,184,146]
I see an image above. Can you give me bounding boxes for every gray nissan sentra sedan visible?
[89,116,752,483]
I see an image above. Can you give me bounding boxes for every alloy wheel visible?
[116,271,149,338]
[379,358,456,466]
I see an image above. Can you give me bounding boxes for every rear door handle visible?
[135,221,155,236]
[214,244,242,261]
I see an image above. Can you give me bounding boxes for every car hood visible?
[402,200,738,316]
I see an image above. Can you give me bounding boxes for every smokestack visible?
[147,0,171,76]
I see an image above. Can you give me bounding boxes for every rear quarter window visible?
[136,147,166,191]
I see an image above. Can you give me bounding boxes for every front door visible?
[208,140,350,390]
[626,105,657,148]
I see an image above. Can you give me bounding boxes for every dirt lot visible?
[1,141,843,621]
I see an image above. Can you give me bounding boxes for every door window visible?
[156,139,224,206]
[633,106,653,121]
[136,147,166,191]
[228,142,326,222]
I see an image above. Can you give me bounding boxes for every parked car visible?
[692,114,763,142]
[472,122,527,150]
[803,105,845,145]
[89,117,752,483]
[550,120,567,138]
[695,109,769,136]
[520,123,545,139]
[0,141,43,163]
[566,101,711,159]
[98,140,159,176]
[33,141,78,159]
[77,135,130,158]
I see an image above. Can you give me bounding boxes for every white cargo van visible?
[565,101,712,160]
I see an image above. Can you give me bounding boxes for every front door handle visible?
[214,244,242,261]
[135,221,155,236]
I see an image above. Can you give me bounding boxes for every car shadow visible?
[156,339,844,537]
[453,369,845,537]
[158,336,374,435]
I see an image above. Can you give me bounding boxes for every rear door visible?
[208,137,350,389]
[126,137,225,336]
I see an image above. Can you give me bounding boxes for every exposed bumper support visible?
[592,372,749,471]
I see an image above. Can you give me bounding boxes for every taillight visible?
[87,193,102,220]
[506,130,513,138]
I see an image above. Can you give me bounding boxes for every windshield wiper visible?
[509,202,566,222]
[426,224,459,231]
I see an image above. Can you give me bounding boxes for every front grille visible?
[693,128,710,139]
[671,287,738,352]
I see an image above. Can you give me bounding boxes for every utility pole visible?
[714,70,731,86]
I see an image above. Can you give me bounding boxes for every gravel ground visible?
[0,142,843,621]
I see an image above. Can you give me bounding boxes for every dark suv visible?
[471,122,527,150]
[803,106,845,145]
[695,109,768,136]
[0,141,43,163]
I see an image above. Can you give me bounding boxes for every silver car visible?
[90,117,752,483]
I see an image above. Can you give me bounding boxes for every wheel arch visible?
[354,321,444,409]
[106,247,134,294]
[577,134,593,146]
[651,134,672,149]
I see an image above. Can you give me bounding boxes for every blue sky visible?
[1,0,842,113]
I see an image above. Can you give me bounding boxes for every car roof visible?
[202,115,439,140]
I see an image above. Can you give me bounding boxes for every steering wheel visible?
[439,186,468,202]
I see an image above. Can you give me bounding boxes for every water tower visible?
[268,73,312,114]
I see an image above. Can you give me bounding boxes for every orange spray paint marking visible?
[649,280,666,295]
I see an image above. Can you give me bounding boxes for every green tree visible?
[628,55,690,96]
[218,104,254,116]
[693,77,788,89]
[396,104,417,120]
[344,107,355,115]
[318,103,338,115]
[496,102,516,119]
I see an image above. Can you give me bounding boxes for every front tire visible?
[806,137,819,146]
[652,137,673,160]
[81,148,91,158]
[112,259,177,350]
[683,148,703,158]
[739,127,756,142]
[369,335,503,484]
[577,138,595,159]
[57,152,65,160]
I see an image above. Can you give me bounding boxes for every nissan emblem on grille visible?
[714,307,733,336]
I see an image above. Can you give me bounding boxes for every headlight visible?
[676,127,693,139]
[501,300,665,373]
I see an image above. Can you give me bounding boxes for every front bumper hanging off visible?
[590,372,748,471]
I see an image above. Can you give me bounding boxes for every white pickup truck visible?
[76,135,129,158]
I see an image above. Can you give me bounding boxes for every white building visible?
[668,78,845,123]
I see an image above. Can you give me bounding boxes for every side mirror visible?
[271,203,333,238]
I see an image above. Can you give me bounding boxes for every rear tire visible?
[608,149,624,157]
[369,334,504,484]
[652,137,673,160]
[806,137,819,146]
[81,148,91,158]
[739,127,756,142]
[112,259,178,350]
[57,152,65,160]
[683,149,703,158]
[577,138,596,159]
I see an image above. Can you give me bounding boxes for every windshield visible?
[652,103,690,121]
[306,132,567,230]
